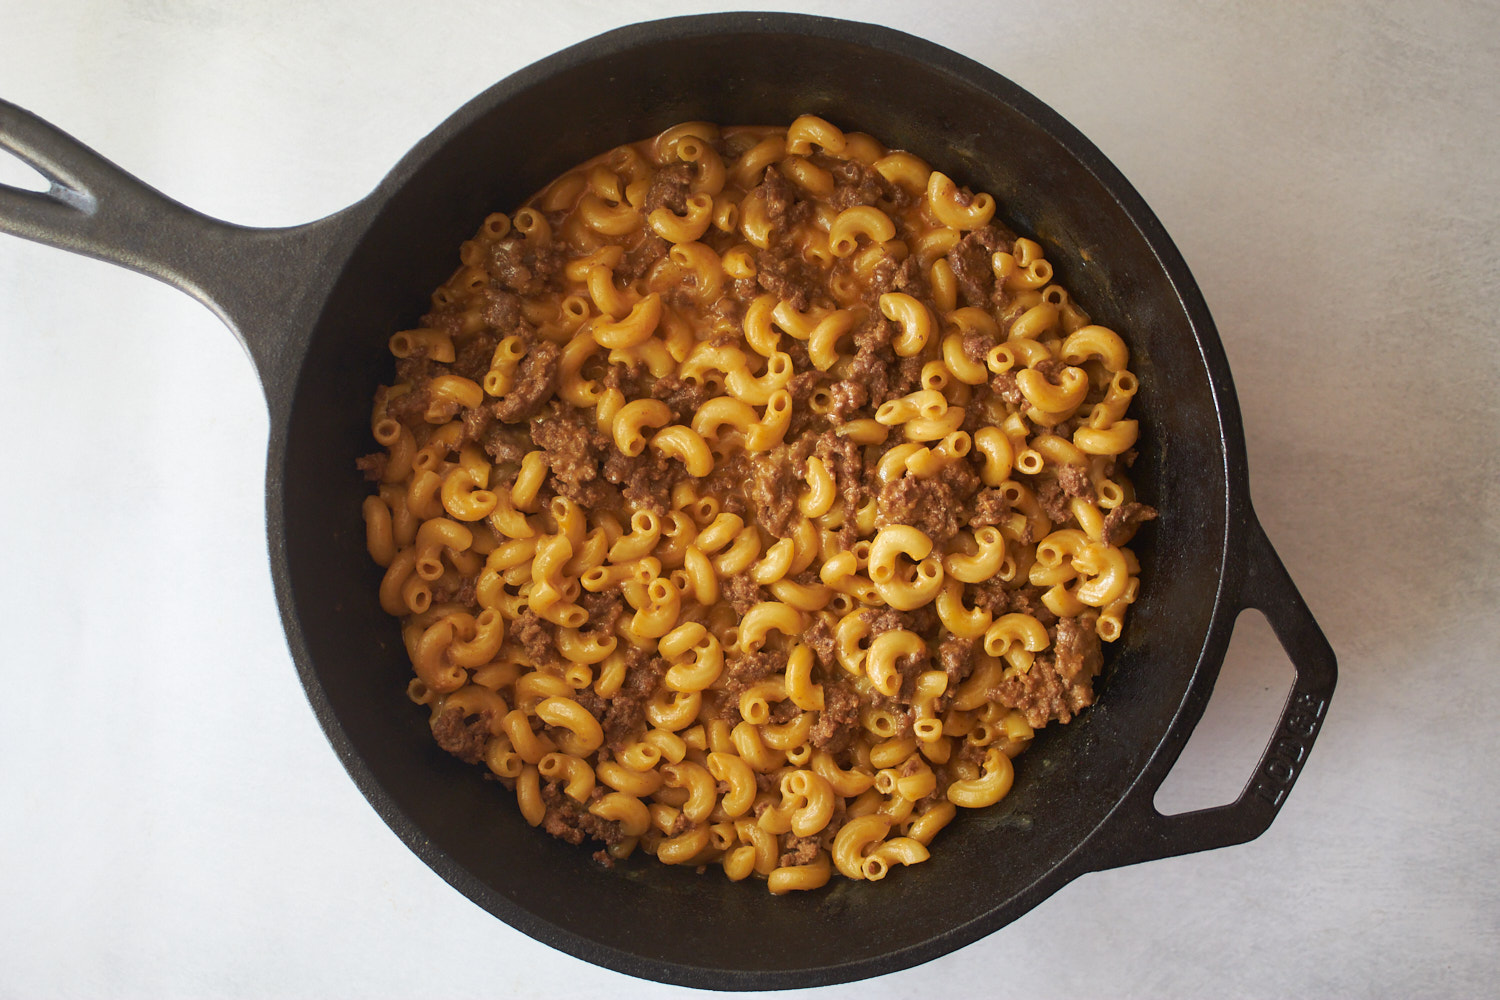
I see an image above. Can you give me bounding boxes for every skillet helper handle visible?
[0,97,359,383]
[1089,514,1337,870]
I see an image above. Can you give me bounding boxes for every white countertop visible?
[2,1,1495,997]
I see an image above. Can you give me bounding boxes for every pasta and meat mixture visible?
[358,116,1157,892]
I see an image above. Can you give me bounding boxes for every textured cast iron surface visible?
[0,13,1335,991]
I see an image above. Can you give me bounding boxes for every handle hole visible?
[0,149,51,193]
[1154,609,1295,816]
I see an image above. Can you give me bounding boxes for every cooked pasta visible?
[357,115,1157,891]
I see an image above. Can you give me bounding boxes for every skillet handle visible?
[0,97,365,385]
[1085,513,1337,871]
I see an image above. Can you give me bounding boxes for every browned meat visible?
[580,591,624,636]
[723,650,788,707]
[650,373,709,425]
[409,309,458,343]
[1057,464,1095,501]
[619,234,669,283]
[755,241,822,311]
[492,341,561,423]
[888,251,924,299]
[572,686,607,721]
[778,833,821,868]
[946,229,995,308]
[480,289,522,332]
[827,378,869,422]
[814,431,865,513]
[530,403,619,509]
[488,238,567,297]
[451,331,498,382]
[756,166,801,226]
[989,371,1024,406]
[431,707,490,765]
[394,352,437,385]
[770,700,800,724]
[848,343,895,406]
[539,783,625,847]
[1009,586,1057,626]
[875,475,962,547]
[479,423,527,465]
[384,385,430,424]
[643,162,693,215]
[1052,616,1102,683]
[865,254,928,306]
[1036,478,1070,524]
[863,606,904,636]
[720,574,762,616]
[1032,357,1065,382]
[748,451,798,538]
[989,642,1097,729]
[961,327,996,365]
[487,239,533,293]
[601,448,674,514]
[939,460,980,506]
[1102,501,1158,545]
[710,290,746,327]
[601,649,663,751]
[726,276,760,304]
[809,681,860,754]
[828,157,891,211]
[967,580,1052,624]
[602,361,650,400]
[938,635,978,688]
[355,452,386,482]
[969,488,1011,529]
[803,615,838,669]
[511,609,559,667]
[460,403,493,443]
[851,307,890,350]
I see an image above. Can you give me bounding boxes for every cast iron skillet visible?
[0,12,1335,990]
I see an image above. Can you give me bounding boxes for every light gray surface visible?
[1,1,1495,997]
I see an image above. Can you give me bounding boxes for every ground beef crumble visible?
[355,452,386,482]
[492,341,561,423]
[721,574,763,615]
[748,450,799,538]
[809,682,861,754]
[601,649,663,751]
[803,615,838,669]
[650,373,709,425]
[540,782,624,848]
[723,650,787,705]
[989,616,1103,728]
[1103,501,1159,545]
[529,403,615,509]
[602,448,675,514]
[875,476,962,547]
[643,162,693,216]
[938,635,978,689]
[969,488,1011,528]
[778,834,821,868]
[511,609,559,667]
[431,707,491,765]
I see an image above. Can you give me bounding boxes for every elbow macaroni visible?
[361,117,1155,894]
